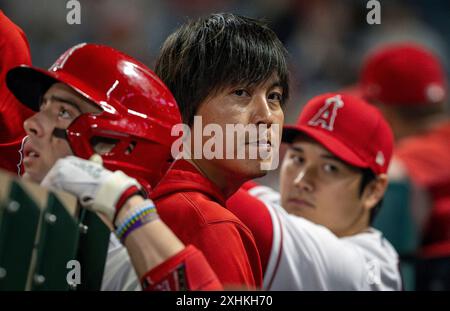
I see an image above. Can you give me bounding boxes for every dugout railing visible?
[0,168,110,291]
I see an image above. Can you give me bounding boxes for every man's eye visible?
[268,92,283,102]
[58,107,72,119]
[233,89,249,97]
[323,163,338,173]
[292,155,304,165]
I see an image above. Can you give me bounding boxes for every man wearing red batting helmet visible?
[7,43,222,291]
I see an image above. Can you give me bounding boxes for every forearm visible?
[40,156,221,290]
[116,195,185,278]
[116,196,222,290]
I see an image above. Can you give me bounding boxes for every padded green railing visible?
[373,179,419,291]
[0,169,110,291]
[0,181,41,290]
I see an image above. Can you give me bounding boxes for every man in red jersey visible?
[153,13,289,288]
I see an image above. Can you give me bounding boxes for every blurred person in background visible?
[0,10,33,174]
[359,42,450,290]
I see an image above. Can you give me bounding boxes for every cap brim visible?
[6,66,57,111]
[282,125,369,169]
[6,65,104,112]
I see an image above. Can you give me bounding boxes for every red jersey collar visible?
[151,159,227,206]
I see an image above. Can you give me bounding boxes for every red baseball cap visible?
[283,93,394,175]
[359,43,448,106]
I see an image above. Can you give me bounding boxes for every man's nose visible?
[293,166,315,192]
[23,113,45,137]
[250,95,275,127]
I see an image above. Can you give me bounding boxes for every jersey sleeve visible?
[266,205,368,290]
[141,245,223,291]
[227,188,273,276]
[266,202,402,290]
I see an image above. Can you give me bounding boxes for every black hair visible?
[359,168,383,225]
[155,13,289,126]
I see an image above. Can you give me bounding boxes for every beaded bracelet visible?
[114,198,155,228]
[114,200,159,243]
[115,205,156,237]
[119,211,159,243]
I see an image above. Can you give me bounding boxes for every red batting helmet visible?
[7,43,182,191]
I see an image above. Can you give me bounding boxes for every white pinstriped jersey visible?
[248,185,402,291]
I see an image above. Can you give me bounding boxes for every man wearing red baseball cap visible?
[359,43,450,289]
[228,92,402,290]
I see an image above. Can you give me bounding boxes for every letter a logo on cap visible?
[308,95,344,131]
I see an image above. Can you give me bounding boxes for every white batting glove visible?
[41,155,143,222]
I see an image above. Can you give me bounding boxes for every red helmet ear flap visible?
[65,113,177,192]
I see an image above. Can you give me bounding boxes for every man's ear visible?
[362,174,388,212]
